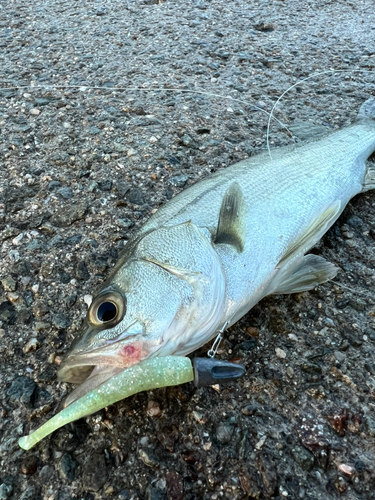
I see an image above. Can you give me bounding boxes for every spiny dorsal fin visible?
[215,183,246,252]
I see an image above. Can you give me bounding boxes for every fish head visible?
[58,222,226,402]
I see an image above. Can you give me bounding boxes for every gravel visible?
[1,0,375,499]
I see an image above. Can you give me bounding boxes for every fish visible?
[58,98,375,407]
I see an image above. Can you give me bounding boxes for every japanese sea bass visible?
[58,98,375,406]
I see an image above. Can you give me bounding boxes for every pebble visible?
[29,108,40,115]
[21,455,38,475]
[127,148,137,156]
[58,453,77,481]
[275,348,287,358]
[146,400,161,417]
[82,452,108,491]
[246,326,259,337]
[334,351,345,362]
[0,484,13,500]
[34,321,52,331]
[57,187,73,200]
[75,260,90,281]
[291,446,315,471]
[48,180,61,191]
[117,218,134,229]
[52,312,71,329]
[1,276,16,292]
[216,422,235,444]
[23,338,39,353]
[12,233,24,246]
[84,294,93,307]
[6,376,36,403]
[168,175,189,187]
[128,188,145,205]
[166,471,184,500]
[286,366,294,378]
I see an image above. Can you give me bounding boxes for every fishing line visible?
[0,83,289,136]
[1,68,374,161]
[266,68,375,159]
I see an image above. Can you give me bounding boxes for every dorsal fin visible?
[215,183,246,252]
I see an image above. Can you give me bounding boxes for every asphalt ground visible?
[0,0,375,499]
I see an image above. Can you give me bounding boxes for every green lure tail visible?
[19,356,194,450]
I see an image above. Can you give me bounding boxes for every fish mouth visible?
[58,334,146,407]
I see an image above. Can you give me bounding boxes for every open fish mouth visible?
[58,334,145,407]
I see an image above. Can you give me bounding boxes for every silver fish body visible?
[59,99,375,405]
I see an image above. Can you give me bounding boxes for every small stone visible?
[33,301,49,317]
[48,180,61,191]
[30,108,40,115]
[146,400,161,417]
[288,334,298,341]
[84,294,93,307]
[52,313,71,329]
[7,292,19,303]
[39,261,54,278]
[1,276,16,292]
[334,351,345,363]
[59,453,77,481]
[127,148,137,157]
[138,448,160,469]
[82,452,108,491]
[192,410,207,424]
[149,136,158,143]
[128,188,144,205]
[21,455,38,475]
[328,409,349,436]
[216,422,234,444]
[246,326,259,337]
[38,465,55,482]
[334,476,347,494]
[0,483,13,499]
[6,376,36,403]
[50,201,87,227]
[12,233,24,245]
[57,187,73,200]
[75,261,90,281]
[166,471,184,500]
[346,215,363,228]
[286,366,294,378]
[180,134,197,148]
[291,446,314,471]
[338,463,354,475]
[34,321,51,331]
[168,175,188,188]
[98,179,112,191]
[23,338,39,353]
[117,218,134,229]
[275,348,286,358]
[301,361,321,373]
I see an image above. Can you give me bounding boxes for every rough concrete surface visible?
[0,0,375,499]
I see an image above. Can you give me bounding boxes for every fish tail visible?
[357,98,375,192]
[357,97,375,122]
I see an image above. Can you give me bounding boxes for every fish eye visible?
[97,301,117,322]
[88,288,126,327]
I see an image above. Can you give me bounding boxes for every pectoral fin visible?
[215,183,246,252]
[272,254,339,294]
